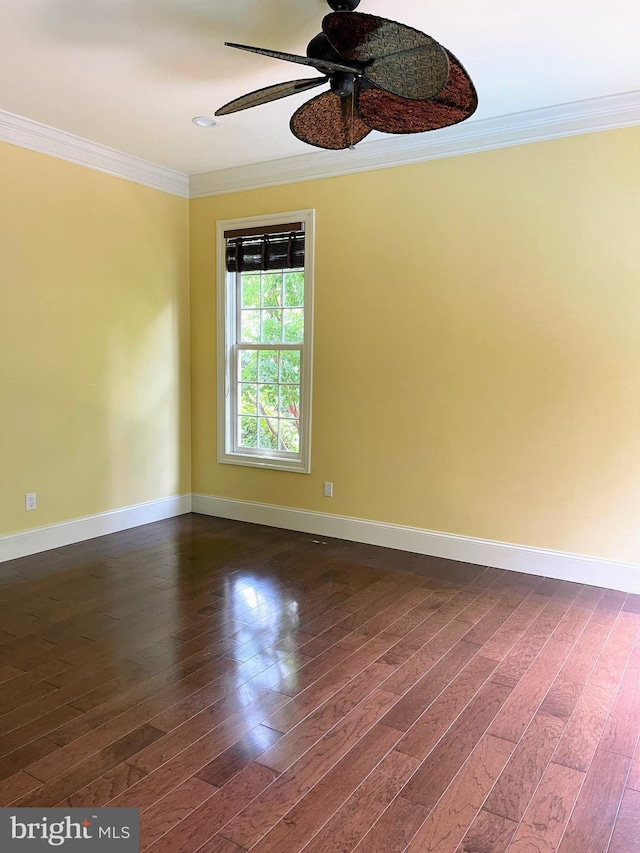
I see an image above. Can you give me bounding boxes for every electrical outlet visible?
[25,492,37,511]
[324,482,333,497]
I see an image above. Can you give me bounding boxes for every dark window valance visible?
[225,222,305,273]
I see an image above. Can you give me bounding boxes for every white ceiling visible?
[1,0,638,176]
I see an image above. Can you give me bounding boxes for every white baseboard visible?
[0,495,192,564]
[3,492,639,595]
[192,493,640,595]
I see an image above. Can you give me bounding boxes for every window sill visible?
[218,452,310,474]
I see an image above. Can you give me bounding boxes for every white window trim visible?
[217,209,315,473]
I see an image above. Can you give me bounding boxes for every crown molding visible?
[0,110,189,198]
[2,92,638,201]
[190,90,640,198]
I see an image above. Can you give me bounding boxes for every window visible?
[217,210,314,473]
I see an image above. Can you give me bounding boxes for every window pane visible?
[241,310,260,342]
[224,239,310,470]
[284,272,304,307]
[283,308,304,342]
[258,418,278,449]
[261,309,282,343]
[240,384,257,415]
[241,275,260,308]
[280,420,300,453]
[279,384,300,418]
[258,351,278,383]
[280,350,300,384]
[259,384,278,417]
[240,350,257,382]
[262,273,283,308]
[239,416,258,447]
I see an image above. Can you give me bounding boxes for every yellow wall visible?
[0,143,191,535]
[190,126,640,564]
[3,127,639,564]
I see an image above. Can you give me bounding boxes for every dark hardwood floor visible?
[0,513,639,852]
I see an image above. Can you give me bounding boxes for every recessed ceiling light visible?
[192,116,220,128]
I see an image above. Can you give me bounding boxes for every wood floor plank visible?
[553,611,640,771]
[607,788,640,853]
[382,617,474,695]
[28,695,192,782]
[0,515,635,853]
[298,625,351,658]
[218,690,399,850]
[0,704,82,759]
[195,723,282,788]
[234,722,401,853]
[0,666,25,684]
[557,748,630,853]
[150,679,271,735]
[484,713,565,823]
[382,640,480,732]
[396,654,498,760]
[139,776,218,850]
[106,689,288,810]
[0,679,60,716]
[198,837,244,853]
[539,603,617,721]
[462,600,521,646]
[300,749,419,853]
[0,770,43,806]
[0,661,145,736]
[335,581,427,633]
[0,736,60,783]
[405,734,514,852]
[16,724,165,807]
[145,762,278,853]
[401,681,513,809]
[455,809,517,853]
[258,660,392,774]
[489,602,574,690]
[489,601,597,745]
[45,653,240,745]
[351,796,430,853]
[600,642,640,758]
[270,643,352,699]
[480,595,549,663]
[384,592,445,639]
[506,761,584,853]
[0,659,71,709]
[626,728,640,791]
[266,632,397,732]
[63,761,147,808]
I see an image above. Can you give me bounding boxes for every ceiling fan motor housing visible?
[327,0,361,10]
[330,71,357,97]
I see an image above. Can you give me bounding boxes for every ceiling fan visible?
[215,0,477,151]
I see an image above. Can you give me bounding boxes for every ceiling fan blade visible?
[224,42,359,76]
[356,51,477,134]
[322,12,449,100]
[290,91,371,150]
[216,77,328,116]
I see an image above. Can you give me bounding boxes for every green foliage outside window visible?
[237,270,303,454]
